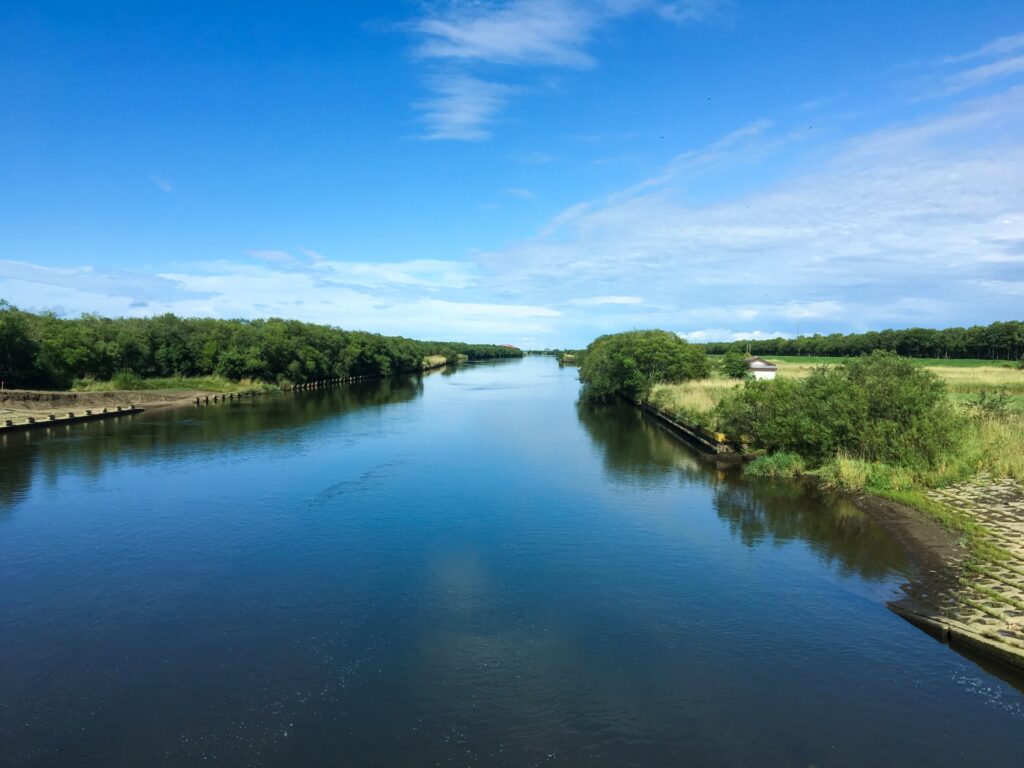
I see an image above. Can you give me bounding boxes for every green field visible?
[757,355,1020,368]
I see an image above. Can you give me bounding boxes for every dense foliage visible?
[0,301,522,389]
[699,321,1024,361]
[714,352,960,468]
[719,348,751,379]
[579,330,710,402]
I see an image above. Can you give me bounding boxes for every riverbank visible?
[0,388,214,424]
[637,398,1024,677]
[0,359,457,429]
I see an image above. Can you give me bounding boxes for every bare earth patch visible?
[0,388,213,423]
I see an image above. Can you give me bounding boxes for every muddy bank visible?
[844,491,966,587]
[0,388,213,419]
[808,482,1024,683]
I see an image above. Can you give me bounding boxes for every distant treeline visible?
[0,301,522,389]
[698,321,1024,361]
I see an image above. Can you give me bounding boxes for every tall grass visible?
[648,377,741,424]
[745,452,806,478]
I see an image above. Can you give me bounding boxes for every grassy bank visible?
[686,357,1024,411]
[647,356,1024,545]
[72,374,279,394]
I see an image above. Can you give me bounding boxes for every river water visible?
[1,357,1020,766]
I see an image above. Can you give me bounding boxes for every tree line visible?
[698,321,1024,361]
[0,301,522,389]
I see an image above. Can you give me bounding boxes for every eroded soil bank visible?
[0,388,210,421]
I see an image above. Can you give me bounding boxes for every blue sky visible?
[2,1,1023,347]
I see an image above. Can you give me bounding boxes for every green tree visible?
[720,348,751,379]
[579,330,710,402]
[0,302,43,387]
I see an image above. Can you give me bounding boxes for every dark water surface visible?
[1,357,1020,767]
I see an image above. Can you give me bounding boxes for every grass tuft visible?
[745,452,806,478]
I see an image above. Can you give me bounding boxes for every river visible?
[1,356,1020,766]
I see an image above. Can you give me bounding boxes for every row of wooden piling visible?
[195,392,258,406]
[290,374,376,391]
[1,405,143,432]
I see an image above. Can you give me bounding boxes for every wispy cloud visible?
[148,175,173,193]
[566,295,643,306]
[945,55,1024,94]
[972,279,1024,296]
[407,0,723,140]
[247,250,297,264]
[943,32,1024,65]
[477,80,1024,340]
[930,30,1024,97]
[505,187,535,199]
[415,74,513,140]
[412,0,599,68]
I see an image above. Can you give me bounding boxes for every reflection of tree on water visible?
[713,480,912,581]
[575,401,710,484]
[0,375,424,512]
[0,441,34,511]
[578,400,912,582]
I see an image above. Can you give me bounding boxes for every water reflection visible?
[0,375,424,512]
[713,479,911,580]
[576,402,708,483]
[579,401,912,581]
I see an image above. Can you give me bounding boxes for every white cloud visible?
[412,0,599,68]
[680,328,792,343]
[778,301,843,320]
[247,250,296,264]
[477,83,1024,340]
[972,279,1024,296]
[0,257,549,341]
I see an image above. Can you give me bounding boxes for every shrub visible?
[715,351,961,469]
[720,348,751,379]
[111,370,145,390]
[579,330,710,402]
[967,388,1014,417]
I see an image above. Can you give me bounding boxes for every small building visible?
[746,356,778,381]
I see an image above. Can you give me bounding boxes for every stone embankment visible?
[891,475,1024,674]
